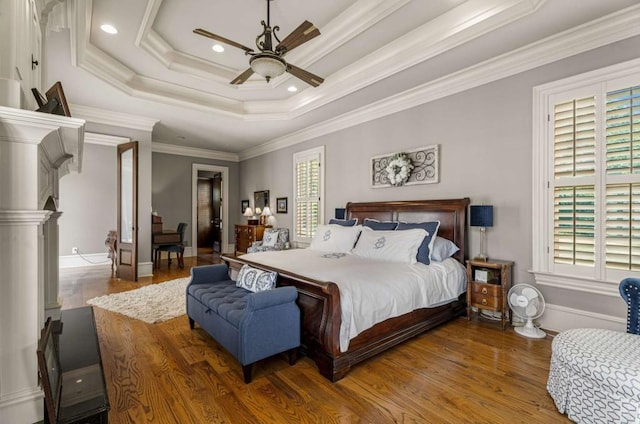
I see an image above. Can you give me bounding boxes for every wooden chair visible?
[155,223,187,269]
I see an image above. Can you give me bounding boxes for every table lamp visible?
[470,205,493,261]
[244,207,258,225]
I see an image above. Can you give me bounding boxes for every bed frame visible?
[223,198,470,381]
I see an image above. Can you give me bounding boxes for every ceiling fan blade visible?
[276,21,320,55]
[230,68,254,85]
[193,28,254,54]
[287,63,324,87]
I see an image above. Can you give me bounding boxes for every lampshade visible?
[262,206,272,216]
[255,207,262,215]
[470,205,494,227]
[250,54,286,81]
[335,208,346,220]
[243,207,254,217]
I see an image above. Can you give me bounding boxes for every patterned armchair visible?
[247,228,290,253]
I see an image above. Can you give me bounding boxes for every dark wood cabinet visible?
[466,259,513,331]
[235,224,267,255]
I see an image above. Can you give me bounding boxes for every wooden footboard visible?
[224,254,344,379]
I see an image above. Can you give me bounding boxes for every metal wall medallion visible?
[371,145,439,188]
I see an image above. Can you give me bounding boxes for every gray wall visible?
[59,142,116,256]
[59,123,154,266]
[152,152,240,248]
[240,36,640,320]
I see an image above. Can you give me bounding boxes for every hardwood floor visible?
[60,258,569,423]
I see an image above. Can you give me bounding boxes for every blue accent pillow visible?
[329,218,358,227]
[396,221,440,265]
[363,218,399,230]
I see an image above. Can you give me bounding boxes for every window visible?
[533,59,640,293]
[293,146,324,243]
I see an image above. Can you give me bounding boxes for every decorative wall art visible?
[241,199,250,213]
[371,145,439,188]
[276,197,288,214]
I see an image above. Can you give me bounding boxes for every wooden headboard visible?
[345,198,470,264]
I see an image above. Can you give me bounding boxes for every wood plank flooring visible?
[60,257,569,423]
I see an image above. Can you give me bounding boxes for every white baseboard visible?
[59,253,112,269]
[539,303,626,333]
[138,262,153,277]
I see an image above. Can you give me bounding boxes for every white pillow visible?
[261,228,279,248]
[309,224,362,253]
[430,237,460,262]
[236,265,277,292]
[351,226,426,264]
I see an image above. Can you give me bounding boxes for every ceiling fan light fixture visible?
[250,54,286,82]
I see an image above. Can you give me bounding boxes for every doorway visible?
[197,172,222,254]
[191,164,229,258]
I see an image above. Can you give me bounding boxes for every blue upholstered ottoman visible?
[186,264,300,382]
[547,328,640,423]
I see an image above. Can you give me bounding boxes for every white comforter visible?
[240,249,467,352]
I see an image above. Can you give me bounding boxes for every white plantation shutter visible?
[545,73,640,281]
[293,147,324,242]
[552,96,597,268]
[605,183,640,271]
[604,85,640,271]
[553,186,595,266]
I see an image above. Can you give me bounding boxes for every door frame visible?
[192,164,229,254]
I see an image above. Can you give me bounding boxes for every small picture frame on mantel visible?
[276,197,288,214]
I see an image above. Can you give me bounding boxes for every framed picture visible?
[276,197,288,214]
[33,81,71,117]
[241,199,250,213]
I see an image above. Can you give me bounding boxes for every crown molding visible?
[152,142,239,162]
[69,0,544,120]
[238,4,640,160]
[70,104,159,131]
[84,132,130,146]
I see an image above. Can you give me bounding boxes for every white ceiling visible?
[43,0,640,158]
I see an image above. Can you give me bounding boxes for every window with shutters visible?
[533,59,639,293]
[293,146,324,244]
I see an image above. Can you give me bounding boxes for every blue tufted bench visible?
[186,264,300,383]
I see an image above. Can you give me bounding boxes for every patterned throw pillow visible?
[261,228,280,248]
[235,265,277,292]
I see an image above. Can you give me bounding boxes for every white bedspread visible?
[240,249,467,352]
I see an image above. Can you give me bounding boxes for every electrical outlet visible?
[72,247,78,254]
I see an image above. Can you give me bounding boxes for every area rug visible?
[87,277,190,324]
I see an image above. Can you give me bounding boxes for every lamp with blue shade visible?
[470,205,493,261]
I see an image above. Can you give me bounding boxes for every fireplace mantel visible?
[0,105,85,423]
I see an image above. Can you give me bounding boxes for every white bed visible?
[241,249,467,351]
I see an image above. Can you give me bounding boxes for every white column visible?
[0,106,84,423]
[43,211,63,320]
[0,211,51,423]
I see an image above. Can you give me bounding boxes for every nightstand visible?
[466,259,513,331]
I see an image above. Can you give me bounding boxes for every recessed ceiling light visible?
[212,44,224,53]
[287,85,298,92]
[100,24,118,34]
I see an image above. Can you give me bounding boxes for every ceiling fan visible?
[194,0,324,87]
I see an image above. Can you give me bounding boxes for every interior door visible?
[197,178,213,249]
[212,174,222,252]
[117,141,138,281]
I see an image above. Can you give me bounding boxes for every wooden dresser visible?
[235,224,267,255]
